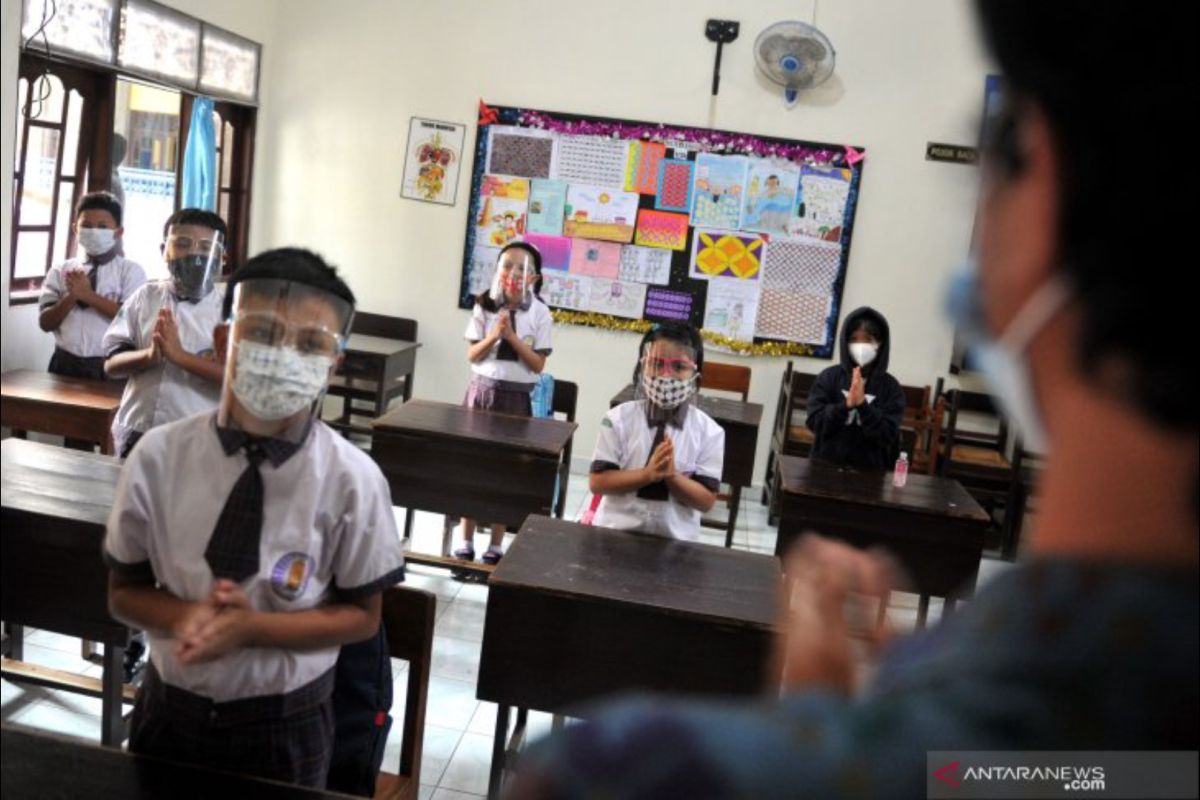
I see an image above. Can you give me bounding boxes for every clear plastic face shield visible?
[635,338,699,414]
[489,246,536,310]
[164,224,224,302]
[218,279,354,442]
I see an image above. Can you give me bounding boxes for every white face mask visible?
[231,341,334,421]
[77,228,116,257]
[945,263,1071,453]
[849,342,878,367]
[641,374,695,410]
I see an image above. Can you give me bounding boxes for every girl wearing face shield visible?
[587,323,725,541]
[805,306,906,469]
[455,242,554,564]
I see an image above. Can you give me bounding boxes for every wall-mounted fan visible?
[754,21,837,107]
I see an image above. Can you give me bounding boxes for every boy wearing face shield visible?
[38,191,146,381]
[102,209,228,458]
[588,323,724,541]
[104,248,405,789]
[806,306,905,469]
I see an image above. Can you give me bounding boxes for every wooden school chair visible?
[697,361,750,542]
[374,586,437,800]
[764,362,819,524]
[899,384,943,475]
[938,388,1023,551]
[326,312,418,440]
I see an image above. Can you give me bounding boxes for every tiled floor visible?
[1,468,1014,798]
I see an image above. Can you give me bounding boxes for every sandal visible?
[452,544,476,561]
[481,547,504,566]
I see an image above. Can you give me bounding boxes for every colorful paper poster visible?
[562,184,639,242]
[655,158,694,212]
[568,239,622,279]
[644,287,694,322]
[755,289,832,344]
[475,196,527,247]
[624,140,665,194]
[690,229,767,281]
[527,179,568,235]
[554,135,629,186]
[703,278,760,343]
[522,233,573,271]
[741,159,801,235]
[542,271,591,311]
[486,125,556,179]
[401,117,466,206]
[690,153,748,229]
[480,174,530,199]
[617,245,673,285]
[586,278,648,319]
[467,244,500,295]
[634,209,689,250]
[787,165,852,242]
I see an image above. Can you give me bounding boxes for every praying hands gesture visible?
[845,366,866,409]
[153,308,185,364]
[64,269,96,303]
[644,435,675,482]
[174,579,254,665]
[490,311,515,343]
[773,536,902,694]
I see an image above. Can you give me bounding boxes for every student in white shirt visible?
[103,208,227,458]
[455,242,552,564]
[38,191,146,381]
[105,248,406,789]
[590,323,725,542]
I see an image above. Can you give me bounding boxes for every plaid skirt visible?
[128,664,336,788]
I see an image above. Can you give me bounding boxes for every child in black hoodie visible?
[805,306,905,469]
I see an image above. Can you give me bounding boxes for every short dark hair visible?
[76,191,122,226]
[633,322,705,386]
[474,241,544,312]
[976,0,1190,429]
[222,247,357,322]
[163,208,228,241]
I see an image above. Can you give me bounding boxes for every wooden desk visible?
[370,400,577,572]
[776,455,990,623]
[335,336,421,416]
[477,515,779,798]
[610,384,764,547]
[0,439,133,746]
[0,369,123,454]
[0,726,359,799]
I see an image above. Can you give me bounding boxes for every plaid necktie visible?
[207,427,303,582]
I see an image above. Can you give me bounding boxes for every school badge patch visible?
[270,552,315,600]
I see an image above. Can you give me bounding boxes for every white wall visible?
[254,0,991,482]
[4,0,991,485]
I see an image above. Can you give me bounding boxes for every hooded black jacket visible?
[805,306,905,469]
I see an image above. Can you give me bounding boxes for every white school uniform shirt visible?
[463,298,553,387]
[590,399,725,542]
[38,255,147,358]
[103,412,406,702]
[101,280,224,454]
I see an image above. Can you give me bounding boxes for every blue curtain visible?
[181,96,217,210]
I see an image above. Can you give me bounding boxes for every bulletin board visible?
[457,101,866,358]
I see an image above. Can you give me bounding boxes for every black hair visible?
[76,191,122,227]
[474,241,543,312]
[850,316,884,342]
[163,208,228,240]
[976,0,1191,430]
[632,322,705,386]
[222,247,356,323]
